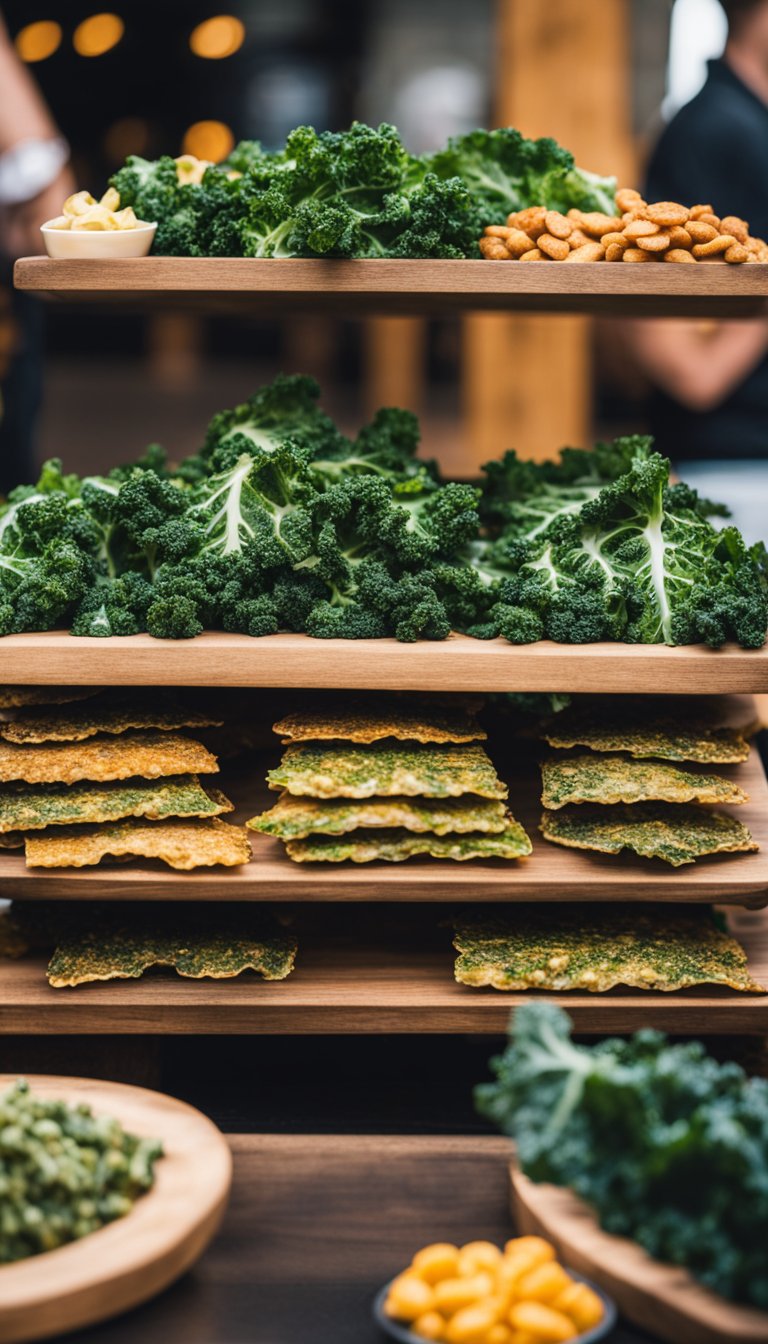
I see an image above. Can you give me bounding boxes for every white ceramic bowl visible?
[40,221,157,259]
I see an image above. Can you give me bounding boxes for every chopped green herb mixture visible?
[0,1078,162,1263]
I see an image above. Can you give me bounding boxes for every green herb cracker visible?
[541,754,747,809]
[1,699,222,744]
[0,732,219,785]
[25,817,251,870]
[248,793,510,840]
[453,905,762,992]
[268,742,507,800]
[45,906,296,987]
[273,702,485,745]
[543,712,750,763]
[0,776,232,833]
[285,820,531,863]
[540,804,758,866]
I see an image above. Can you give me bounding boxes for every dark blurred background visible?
[0,1,729,480]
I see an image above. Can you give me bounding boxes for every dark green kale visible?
[476,1002,768,1310]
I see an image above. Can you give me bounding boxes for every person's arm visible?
[0,14,74,258]
[616,318,768,412]
[0,16,60,150]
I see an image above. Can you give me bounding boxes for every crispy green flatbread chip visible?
[543,710,750,763]
[0,776,232,834]
[453,905,763,992]
[541,754,748,809]
[248,793,510,840]
[273,702,485,745]
[1,700,222,744]
[0,732,219,785]
[285,820,531,863]
[0,687,101,710]
[25,817,251,870]
[44,906,296,987]
[268,743,507,800]
[540,804,758,866]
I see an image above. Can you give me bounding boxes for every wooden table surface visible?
[59,1135,657,1344]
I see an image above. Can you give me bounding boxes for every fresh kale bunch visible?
[112,124,477,259]
[475,1002,768,1309]
[468,436,768,647]
[428,126,617,224]
[1,377,765,645]
[111,122,616,259]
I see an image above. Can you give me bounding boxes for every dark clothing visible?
[645,58,768,461]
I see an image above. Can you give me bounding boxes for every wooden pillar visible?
[463,0,636,466]
[361,318,428,417]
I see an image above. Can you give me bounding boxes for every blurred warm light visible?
[104,117,151,164]
[182,121,235,162]
[73,13,124,57]
[189,15,245,60]
[663,0,727,118]
[15,20,62,62]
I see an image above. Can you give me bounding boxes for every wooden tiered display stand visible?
[8,258,768,1043]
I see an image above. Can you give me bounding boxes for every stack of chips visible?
[248,697,531,864]
[537,699,758,866]
[0,686,251,870]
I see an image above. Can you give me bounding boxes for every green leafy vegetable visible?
[111,122,616,260]
[0,377,764,647]
[476,1002,768,1309]
[428,126,617,223]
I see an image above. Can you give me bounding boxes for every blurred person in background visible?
[0,11,73,493]
[617,0,768,543]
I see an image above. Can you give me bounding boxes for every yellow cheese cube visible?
[515,1262,573,1305]
[385,1272,434,1322]
[413,1244,461,1284]
[434,1273,495,1317]
[412,1309,448,1340]
[552,1282,604,1332]
[509,1302,577,1342]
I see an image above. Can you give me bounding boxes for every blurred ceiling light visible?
[15,20,62,62]
[104,117,150,164]
[73,12,125,57]
[190,15,245,60]
[182,121,235,162]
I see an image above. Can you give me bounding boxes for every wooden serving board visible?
[14,256,768,319]
[3,709,767,905]
[0,630,766,693]
[0,907,766,1037]
[0,1075,232,1344]
[510,1163,768,1344]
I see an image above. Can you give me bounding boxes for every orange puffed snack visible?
[478,188,768,263]
[384,1237,604,1344]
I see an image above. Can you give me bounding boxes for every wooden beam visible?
[463,0,636,465]
[361,317,427,417]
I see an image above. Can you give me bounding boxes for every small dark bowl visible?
[373,1268,618,1344]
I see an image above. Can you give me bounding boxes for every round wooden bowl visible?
[0,1075,232,1344]
[510,1161,768,1344]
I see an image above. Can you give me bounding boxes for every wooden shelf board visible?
[1,908,765,1035]
[14,256,768,317]
[2,631,768,693]
[6,747,768,904]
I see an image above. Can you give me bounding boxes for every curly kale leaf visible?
[187,445,318,570]
[476,1002,768,1310]
[428,126,617,226]
[193,374,349,473]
